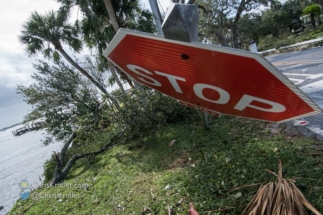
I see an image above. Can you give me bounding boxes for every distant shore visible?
[0,123,22,132]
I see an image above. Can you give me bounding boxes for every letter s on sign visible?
[127,64,161,86]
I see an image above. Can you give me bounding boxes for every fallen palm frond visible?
[188,203,199,215]
[243,160,321,215]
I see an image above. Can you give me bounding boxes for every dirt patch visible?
[168,153,191,170]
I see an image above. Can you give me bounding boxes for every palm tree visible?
[56,0,156,90]
[19,11,109,95]
[303,4,322,29]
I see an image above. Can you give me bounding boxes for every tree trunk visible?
[57,48,108,95]
[317,14,322,25]
[231,0,247,49]
[108,61,125,93]
[125,78,135,89]
[215,30,229,47]
[116,67,135,89]
[57,47,121,111]
[311,13,316,29]
[232,24,240,49]
[102,0,135,91]
[52,132,76,185]
[51,131,124,185]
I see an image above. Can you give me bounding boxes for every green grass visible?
[10,116,323,214]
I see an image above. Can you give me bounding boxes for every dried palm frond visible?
[243,160,321,215]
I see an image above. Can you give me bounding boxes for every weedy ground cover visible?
[258,28,323,51]
[10,116,323,214]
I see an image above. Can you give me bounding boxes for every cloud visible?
[0,0,61,88]
[0,52,35,88]
[0,85,25,108]
[0,0,60,127]
[0,101,31,128]
[0,85,31,128]
[0,1,60,54]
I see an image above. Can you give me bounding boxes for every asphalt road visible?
[266,46,323,139]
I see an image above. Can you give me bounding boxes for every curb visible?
[259,37,323,56]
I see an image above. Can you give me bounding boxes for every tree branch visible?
[58,132,76,164]
[51,130,124,185]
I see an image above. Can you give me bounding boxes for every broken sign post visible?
[161,3,209,129]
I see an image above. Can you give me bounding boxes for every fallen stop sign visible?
[104,29,321,123]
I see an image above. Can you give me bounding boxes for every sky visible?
[0,0,171,129]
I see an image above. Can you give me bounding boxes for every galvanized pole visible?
[149,0,164,36]
[161,3,209,129]
[249,40,258,53]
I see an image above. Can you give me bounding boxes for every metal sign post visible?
[161,3,209,129]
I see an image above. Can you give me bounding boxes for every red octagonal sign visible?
[104,29,321,122]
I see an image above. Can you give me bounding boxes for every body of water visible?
[0,125,62,215]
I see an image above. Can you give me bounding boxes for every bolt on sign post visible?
[103,5,321,124]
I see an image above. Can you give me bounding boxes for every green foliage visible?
[302,4,322,29]
[17,0,209,205]
[260,0,303,38]
[40,84,197,183]
[238,13,263,48]
[257,28,323,51]
[19,8,109,96]
[54,0,156,89]
[258,34,279,50]
[313,24,323,32]
[57,0,156,54]
[126,9,156,33]
[104,88,197,139]
[19,11,82,58]
[43,146,81,183]
[303,4,322,16]
[10,118,323,214]
[18,52,197,186]
[17,60,102,140]
[43,154,57,183]
[196,0,305,48]
[196,0,271,47]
